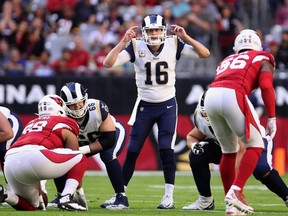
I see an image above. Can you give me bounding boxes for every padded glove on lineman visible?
[266,117,277,140]
[191,141,209,155]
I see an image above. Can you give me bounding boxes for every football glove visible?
[266,117,276,140]
[191,141,209,155]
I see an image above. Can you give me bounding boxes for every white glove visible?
[191,141,209,155]
[266,117,276,140]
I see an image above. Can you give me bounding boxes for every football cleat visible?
[58,194,87,211]
[226,204,247,215]
[106,193,129,210]
[157,195,175,209]
[100,194,116,208]
[285,196,288,207]
[182,195,214,210]
[225,189,253,214]
[73,190,88,210]
[48,193,60,208]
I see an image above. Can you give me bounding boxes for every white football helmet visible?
[142,14,167,46]
[233,29,262,53]
[38,94,66,117]
[60,82,88,119]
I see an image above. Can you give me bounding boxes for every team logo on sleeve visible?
[101,103,109,113]
[138,50,146,57]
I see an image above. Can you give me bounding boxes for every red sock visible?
[220,153,236,194]
[12,195,37,211]
[234,147,262,189]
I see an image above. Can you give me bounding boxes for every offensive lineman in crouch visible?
[51,82,128,210]
[0,95,87,211]
[204,29,277,214]
[103,14,210,208]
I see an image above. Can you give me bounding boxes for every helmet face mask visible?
[60,82,88,119]
[233,29,263,53]
[38,94,67,117]
[142,14,167,46]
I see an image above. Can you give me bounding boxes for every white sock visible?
[165,183,174,197]
[61,179,79,196]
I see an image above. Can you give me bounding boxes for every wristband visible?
[79,145,91,154]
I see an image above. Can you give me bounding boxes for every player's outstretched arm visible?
[170,24,210,58]
[103,26,139,68]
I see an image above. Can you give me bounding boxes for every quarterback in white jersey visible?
[58,82,128,210]
[104,14,210,209]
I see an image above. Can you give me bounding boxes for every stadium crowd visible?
[0,0,288,77]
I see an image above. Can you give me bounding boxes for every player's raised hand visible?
[170,24,187,38]
[122,26,139,43]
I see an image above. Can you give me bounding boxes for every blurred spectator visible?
[11,20,29,55]
[93,43,114,75]
[2,47,26,76]
[31,50,55,76]
[162,6,176,27]
[88,21,118,52]
[75,0,97,25]
[0,1,17,44]
[217,4,243,58]
[105,5,125,33]
[0,38,10,63]
[165,0,191,19]
[70,35,89,71]
[51,47,78,76]
[275,29,288,69]
[46,0,77,15]
[184,0,218,49]
[50,4,79,35]
[274,0,288,26]
[12,0,27,24]
[23,28,45,60]
[267,40,279,57]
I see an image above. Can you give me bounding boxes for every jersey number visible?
[23,121,48,133]
[216,54,249,74]
[145,61,168,85]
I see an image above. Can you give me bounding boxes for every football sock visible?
[220,153,236,194]
[165,184,174,197]
[260,169,288,202]
[189,151,212,197]
[61,178,78,196]
[234,147,262,189]
[105,159,125,193]
[122,151,139,186]
[159,149,176,185]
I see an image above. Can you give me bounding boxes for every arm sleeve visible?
[259,71,276,117]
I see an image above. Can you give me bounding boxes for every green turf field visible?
[1,171,287,215]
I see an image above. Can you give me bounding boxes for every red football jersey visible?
[11,116,79,149]
[210,50,275,95]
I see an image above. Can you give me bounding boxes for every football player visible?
[183,92,288,215]
[0,106,23,178]
[48,82,128,210]
[204,29,277,214]
[0,95,87,211]
[103,14,210,209]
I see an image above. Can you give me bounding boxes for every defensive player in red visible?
[204,29,277,214]
[0,95,87,211]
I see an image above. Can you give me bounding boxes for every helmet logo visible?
[51,96,64,107]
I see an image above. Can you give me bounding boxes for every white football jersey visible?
[77,98,116,147]
[126,36,199,103]
[0,106,11,118]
